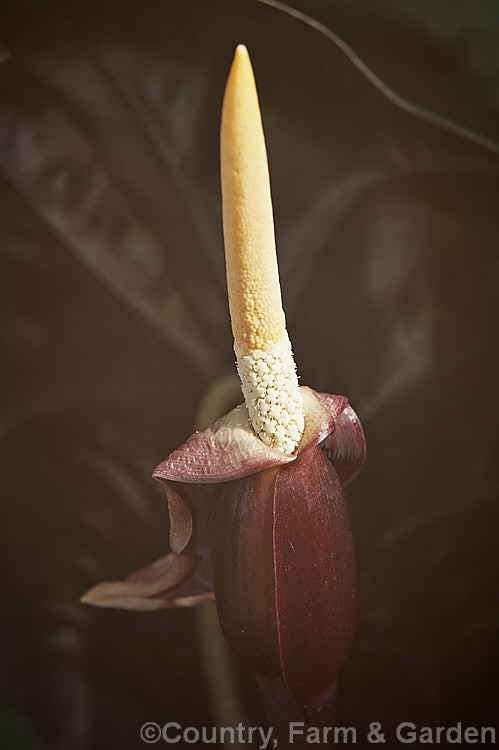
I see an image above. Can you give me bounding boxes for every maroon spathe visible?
[82,386,365,721]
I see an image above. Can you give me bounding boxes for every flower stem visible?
[193,602,246,740]
[193,380,246,742]
[258,676,338,748]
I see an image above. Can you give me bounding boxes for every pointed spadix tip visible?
[228,44,252,80]
[221,40,286,354]
[235,43,249,59]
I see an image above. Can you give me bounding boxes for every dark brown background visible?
[1,1,498,748]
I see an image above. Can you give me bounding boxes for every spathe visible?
[82,388,365,620]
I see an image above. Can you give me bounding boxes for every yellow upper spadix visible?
[221,45,286,354]
[220,45,304,454]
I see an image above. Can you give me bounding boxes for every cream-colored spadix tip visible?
[221,46,304,454]
[221,44,286,355]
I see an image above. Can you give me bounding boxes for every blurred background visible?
[1,0,498,748]
[285,0,499,142]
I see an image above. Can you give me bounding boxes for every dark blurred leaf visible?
[1,0,498,747]
[281,0,499,143]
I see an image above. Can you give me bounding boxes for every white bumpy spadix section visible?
[236,335,305,454]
